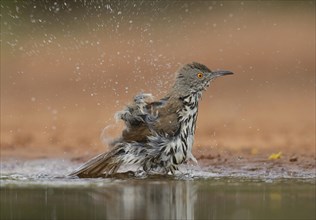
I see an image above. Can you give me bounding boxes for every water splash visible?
[0,159,315,189]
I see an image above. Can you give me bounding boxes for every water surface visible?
[1,159,315,220]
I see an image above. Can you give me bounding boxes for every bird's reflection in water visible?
[89,178,197,219]
[1,177,314,220]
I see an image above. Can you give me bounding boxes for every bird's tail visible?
[69,146,126,178]
[69,142,147,178]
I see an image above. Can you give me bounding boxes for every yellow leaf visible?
[268,152,282,160]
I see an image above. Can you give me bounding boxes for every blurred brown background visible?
[1,1,315,159]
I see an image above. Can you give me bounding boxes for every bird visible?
[70,62,233,178]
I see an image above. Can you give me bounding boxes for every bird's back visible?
[115,94,183,144]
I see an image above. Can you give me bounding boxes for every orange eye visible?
[197,73,203,78]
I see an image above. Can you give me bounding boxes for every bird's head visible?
[172,62,233,96]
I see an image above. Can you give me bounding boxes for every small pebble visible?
[289,156,298,162]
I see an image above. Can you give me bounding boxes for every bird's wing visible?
[151,98,182,137]
[114,94,182,144]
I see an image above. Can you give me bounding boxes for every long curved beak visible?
[212,70,234,77]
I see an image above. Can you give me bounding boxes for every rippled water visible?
[1,159,315,220]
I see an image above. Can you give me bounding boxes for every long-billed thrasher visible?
[70,62,233,178]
